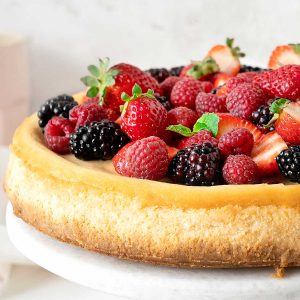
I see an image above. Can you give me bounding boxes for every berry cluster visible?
[38,38,300,185]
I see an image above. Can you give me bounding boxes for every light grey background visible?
[1,0,300,111]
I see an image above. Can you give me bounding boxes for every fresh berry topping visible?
[167,146,179,160]
[69,121,130,161]
[268,44,300,70]
[218,128,254,158]
[226,83,267,120]
[216,114,262,142]
[195,92,227,114]
[251,132,288,176]
[276,146,300,183]
[207,38,245,76]
[169,66,184,77]
[112,136,169,180]
[222,154,258,184]
[120,84,167,141]
[170,77,207,109]
[167,107,198,129]
[145,68,170,83]
[168,142,221,186]
[180,57,219,80]
[37,94,77,128]
[236,71,259,82]
[44,117,75,154]
[160,76,180,100]
[239,65,267,73]
[211,72,233,88]
[155,94,173,111]
[253,65,300,101]
[251,104,275,133]
[177,130,218,149]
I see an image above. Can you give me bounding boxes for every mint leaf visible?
[166,125,193,137]
[88,65,100,77]
[193,113,219,137]
[270,98,290,114]
[87,86,99,98]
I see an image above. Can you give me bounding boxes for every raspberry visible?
[200,81,213,93]
[170,77,206,109]
[44,117,75,154]
[226,83,267,120]
[236,71,258,82]
[168,142,221,186]
[112,136,169,180]
[160,76,180,100]
[218,128,254,158]
[69,121,130,160]
[167,107,198,129]
[195,92,227,114]
[222,154,258,184]
[177,130,218,149]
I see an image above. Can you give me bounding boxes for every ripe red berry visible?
[167,107,198,129]
[195,92,227,114]
[177,130,218,149]
[112,136,169,180]
[218,128,254,158]
[226,83,267,120]
[222,154,258,184]
[44,116,75,154]
[170,77,206,109]
[160,76,180,99]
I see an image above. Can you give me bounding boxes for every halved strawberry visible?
[211,72,233,88]
[207,38,245,76]
[167,146,178,160]
[216,114,262,142]
[251,132,288,176]
[268,44,300,69]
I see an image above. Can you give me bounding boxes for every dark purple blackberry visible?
[38,94,77,128]
[168,142,221,186]
[145,68,170,83]
[251,105,275,133]
[155,94,173,111]
[276,146,300,183]
[239,65,268,73]
[169,66,184,77]
[69,121,130,161]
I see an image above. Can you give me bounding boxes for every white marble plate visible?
[6,203,300,300]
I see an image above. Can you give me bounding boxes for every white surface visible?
[6,203,300,300]
[1,0,300,111]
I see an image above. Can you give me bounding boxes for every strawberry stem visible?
[187,57,219,79]
[226,38,245,58]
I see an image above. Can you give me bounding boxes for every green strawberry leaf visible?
[166,125,193,137]
[88,65,100,77]
[193,113,220,137]
[87,86,99,98]
[270,98,290,114]
[187,57,219,79]
[121,92,131,101]
[132,84,142,96]
[289,43,300,56]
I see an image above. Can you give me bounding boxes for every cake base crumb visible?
[273,266,286,279]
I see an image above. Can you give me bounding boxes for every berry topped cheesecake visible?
[4,39,300,269]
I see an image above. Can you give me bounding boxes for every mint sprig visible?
[80,57,118,105]
[265,98,291,128]
[167,113,220,137]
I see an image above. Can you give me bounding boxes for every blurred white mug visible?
[0,33,30,145]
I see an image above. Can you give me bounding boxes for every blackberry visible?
[145,68,170,83]
[38,94,77,128]
[69,121,130,160]
[169,66,184,77]
[251,105,275,133]
[239,65,268,73]
[276,146,300,183]
[155,94,172,111]
[168,142,221,186]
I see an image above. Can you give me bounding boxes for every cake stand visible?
[6,203,300,300]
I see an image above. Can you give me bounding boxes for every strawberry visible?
[211,72,233,88]
[268,44,300,69]
[167,146,179,160]
[120,84,167,141]
[207,38,245,76]
[177,130,218,149]
[226,83,268,120]
[170,77,208,109]
[80,58,161,112]
[253,65,300,101]
[179,57,219,81]
[195,92,227,114]
[112,136,169,180]
[216,114,262,142]
[251,132,288,176]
